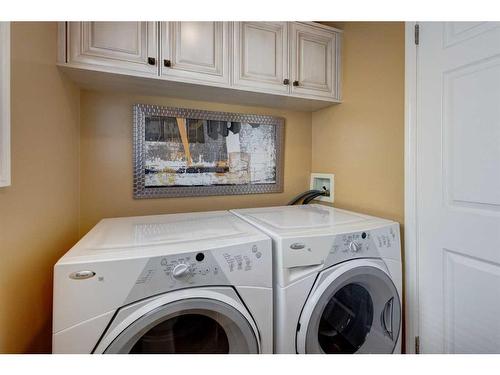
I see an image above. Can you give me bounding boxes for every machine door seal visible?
[297,261,401,354]
[103,297,259,354]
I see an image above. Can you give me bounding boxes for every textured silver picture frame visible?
[133,104,284,199]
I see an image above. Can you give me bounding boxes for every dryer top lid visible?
[58,210,268,264]
[231,204,394,236]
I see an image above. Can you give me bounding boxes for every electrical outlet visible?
[310,173,334,203]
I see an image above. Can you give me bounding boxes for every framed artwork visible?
[133,104,284,198]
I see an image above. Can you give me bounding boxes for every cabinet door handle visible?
[283,78,290,85]
[293,80,300,86]
[147,57,156,65]
[164,59,172,67]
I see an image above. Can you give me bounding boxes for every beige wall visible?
[79,91,312,235]
[313,22,405,349]
[312,22,405,224]
[0,23,80,353]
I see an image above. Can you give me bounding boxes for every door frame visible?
[404,21,420,354]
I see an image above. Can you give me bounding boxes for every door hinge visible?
[415,336,420,354]
[415,24,420,45]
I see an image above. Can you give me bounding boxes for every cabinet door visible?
[160,22,230,86]
[68,22,158,76]
[232,22,289,94]
[290,23,340,100]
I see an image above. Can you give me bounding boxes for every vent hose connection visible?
[287,187,329,205]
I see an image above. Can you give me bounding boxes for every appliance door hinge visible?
[415,336,420,354]
[415,24,420,45]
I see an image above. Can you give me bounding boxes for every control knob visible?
[349,241,361,252]
[172,263,191,279]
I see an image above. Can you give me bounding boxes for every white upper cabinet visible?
[232,22,289,94]
[61,22,342,110]
[68,22,159,76]
[160,22,230,86]
[290,23,340,100]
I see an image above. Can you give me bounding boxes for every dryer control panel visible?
[159,252,222,282]
[280,223,400,269]
[124,240,271,304]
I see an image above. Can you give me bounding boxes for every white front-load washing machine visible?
[231,204,402,354]
[53,210,273,354]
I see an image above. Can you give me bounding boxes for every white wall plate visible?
[310,173,334,203]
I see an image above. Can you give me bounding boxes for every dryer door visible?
[297,262,401,354]
[103,297,259,354]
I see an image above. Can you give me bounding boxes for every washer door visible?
[104,298,259,354]
[297,262,401,354]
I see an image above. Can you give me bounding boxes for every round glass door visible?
[300,266,401,354]
[318,283,374,353]
[130,313,230,353]
[105,299,259,354]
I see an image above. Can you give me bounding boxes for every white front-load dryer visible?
[53,211,273,354]
[231,204,402,354]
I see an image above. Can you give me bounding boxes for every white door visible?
[68,22,158,76]
[416,22,500,353]
[290,22,339,100]
[232,22,289,94]
[160,22,230,87]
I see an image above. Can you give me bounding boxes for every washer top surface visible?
[59,210,269,264]
[231,204,394,237]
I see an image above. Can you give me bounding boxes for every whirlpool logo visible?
[290,242,306,250]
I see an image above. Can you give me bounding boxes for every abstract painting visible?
[133,105,284,198]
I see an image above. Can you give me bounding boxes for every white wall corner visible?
[0,22,11,188]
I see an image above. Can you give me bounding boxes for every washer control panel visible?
[332,231,373,255]
[325,223,400,267]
